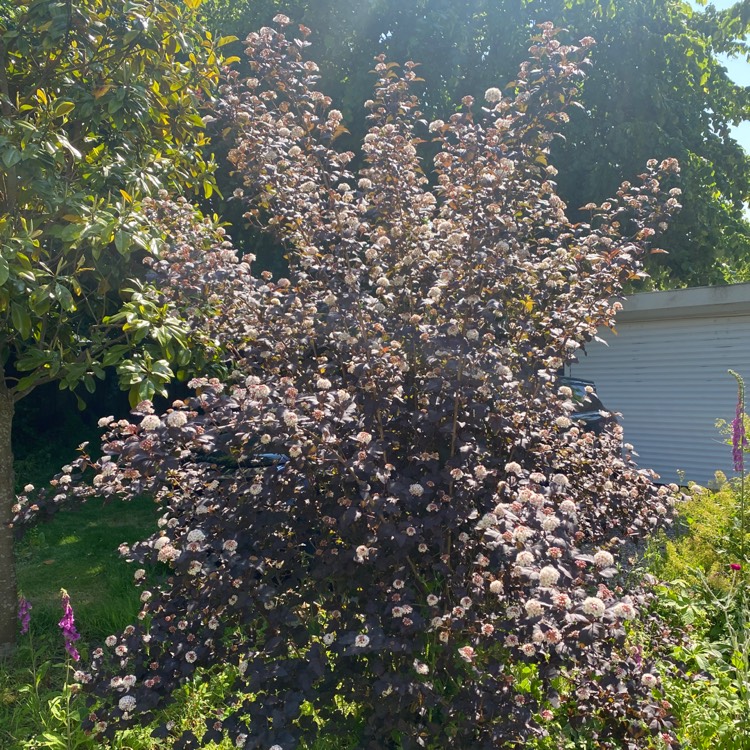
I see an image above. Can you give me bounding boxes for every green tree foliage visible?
[0,0,228,651]
[202,0,750,287]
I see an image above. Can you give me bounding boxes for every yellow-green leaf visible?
[53,100,75,117]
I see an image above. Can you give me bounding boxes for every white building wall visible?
[570,283,750,486]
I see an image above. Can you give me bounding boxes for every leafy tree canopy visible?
[202,0,750,286]
[0,0,229,651]
[0,0,232,403]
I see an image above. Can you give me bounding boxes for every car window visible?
[562,379,605,412]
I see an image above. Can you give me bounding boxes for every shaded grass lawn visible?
[14,495,159,640]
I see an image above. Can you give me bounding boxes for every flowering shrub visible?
[16,19,683,749]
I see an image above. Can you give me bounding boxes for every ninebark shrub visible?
[16,19,683,750]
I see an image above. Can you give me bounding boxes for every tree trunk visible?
[0,381,16,655]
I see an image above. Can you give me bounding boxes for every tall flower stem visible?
[57,590,80,750]
[17,596,42,717]
[729,370,747,562]
[63,653,73,750]
[22,624,45,726]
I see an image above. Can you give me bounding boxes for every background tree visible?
[201,0,750,286]
[0,0,229,652]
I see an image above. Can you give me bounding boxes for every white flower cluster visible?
[559,499,576,514]
[641,673,658,688]
[581,596,606,618]
[157,543,179,563]
[524,599,544,618]
[541,516,560,532]
[457,646,475,662]
[515,550,534,566]
[140,415,161,431]
[165,411,188,428]
[475,512,497,531]
[413,660,429,675]
[612,601,637,620]
[514,526,534,543]
[538,565,560,587]
[118,695,136,712]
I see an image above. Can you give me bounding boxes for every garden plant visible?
[14,19,686,750]
[644,372,750,748]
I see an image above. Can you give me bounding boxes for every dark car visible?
[559,376,613,434]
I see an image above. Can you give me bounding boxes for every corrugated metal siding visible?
[570,314,750,486]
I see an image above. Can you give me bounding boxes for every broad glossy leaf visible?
[1,147,21,168]
[10,303,32,339]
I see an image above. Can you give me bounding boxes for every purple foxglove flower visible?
[58,590,81,661]
[730,370,748,473]
[733,400,747,473]
[18,596,31,635]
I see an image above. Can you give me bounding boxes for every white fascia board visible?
[618,282,750,322]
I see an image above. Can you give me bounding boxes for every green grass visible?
[15,495,159,640]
